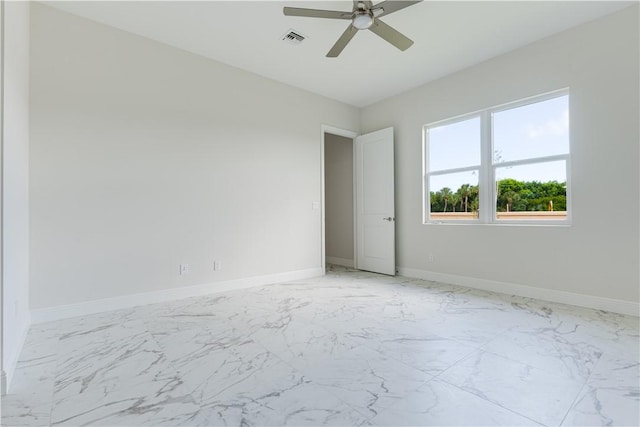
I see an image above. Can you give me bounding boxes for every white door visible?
[355,127,395,275]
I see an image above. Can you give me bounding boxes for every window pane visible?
[493,95,569,163]
[428,117,480,171]
[495,160,567,220]
[429,171,479,220]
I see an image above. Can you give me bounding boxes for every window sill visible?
[423,221,572,227]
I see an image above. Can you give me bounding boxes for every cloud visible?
[526,109,569,140]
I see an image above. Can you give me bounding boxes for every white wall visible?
[324,133,354,265]
[2,0,31,390]
[361,6,639,306]
[29,4,359,310]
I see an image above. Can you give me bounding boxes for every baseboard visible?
[29,265,638,325]
[397,267,640,317]
[326,257,354,268]
[31,268,324,324]
[4,311,31,393]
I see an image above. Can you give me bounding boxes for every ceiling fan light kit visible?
[283,0,422,57]
[352,11,374,30]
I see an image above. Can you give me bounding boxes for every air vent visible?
[281,29,307,45]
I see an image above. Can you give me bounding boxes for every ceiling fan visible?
[283,1,422,57]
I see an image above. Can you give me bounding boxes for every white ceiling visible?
[44,1,634,107]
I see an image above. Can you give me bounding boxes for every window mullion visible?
[479,111,493,223]
[428,165,481,176]
[422,126,429,223]
[494,154,569,169]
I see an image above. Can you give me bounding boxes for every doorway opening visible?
[321,125,395,276]
[321,127,357,273]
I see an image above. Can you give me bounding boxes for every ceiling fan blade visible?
[369,18,414,51]
[283,7,352,20]
[326,25,359,58]
[372,1,422,18]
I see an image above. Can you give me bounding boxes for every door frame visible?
[320,125,359,274]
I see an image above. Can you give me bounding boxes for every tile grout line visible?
[556,348,607,427]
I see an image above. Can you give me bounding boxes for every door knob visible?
[383,217,395,222]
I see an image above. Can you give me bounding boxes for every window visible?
[424,90,570,224]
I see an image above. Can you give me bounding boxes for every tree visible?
[503,190,520,212]
[450,194,459,212]
[470,185,479,212]
[441,187,452,212]
[497,178,565,212]
[430,191,444,213]
[470,198,479,213]
[430,179,564,217]
[458,184,472,212]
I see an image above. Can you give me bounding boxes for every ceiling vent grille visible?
[282,30,306,45]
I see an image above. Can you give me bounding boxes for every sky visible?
[427,95,569,193]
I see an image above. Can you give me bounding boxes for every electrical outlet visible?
[214,260,221,271]
[428,253,435,262]
[180,264,189,275]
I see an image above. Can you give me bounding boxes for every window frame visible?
[423,111,483,224]
[423,88,571,226]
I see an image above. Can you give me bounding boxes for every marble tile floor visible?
[2,265,639,426]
